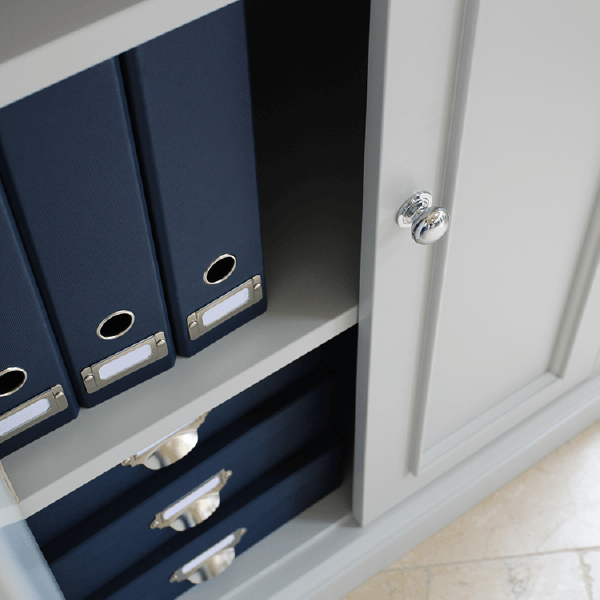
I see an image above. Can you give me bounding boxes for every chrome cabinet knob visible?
[396,191,450,245]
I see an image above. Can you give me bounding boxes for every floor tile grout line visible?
[382,545,600,572]
[425,566,431,600]
[577,550,595,600]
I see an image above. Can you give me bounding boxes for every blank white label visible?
[98,344,153,380]
[0,398,52,437]
[202,288,250,327]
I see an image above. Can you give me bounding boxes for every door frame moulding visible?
[409,0,480,476]
[420,371,557,474]
[549,187,600,377]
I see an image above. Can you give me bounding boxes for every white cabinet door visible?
[355,0,600,525]
[0,469,65,600]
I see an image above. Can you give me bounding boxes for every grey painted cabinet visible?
[1,1,600,599]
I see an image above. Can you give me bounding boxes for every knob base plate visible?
[396,191,433,227]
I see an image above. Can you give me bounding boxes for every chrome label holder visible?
[187,275,263,341]
[121,413,208,470]
[151,469,232,531]
[0,385,68,443]
[81,332,169,394]
[169,528,246,584]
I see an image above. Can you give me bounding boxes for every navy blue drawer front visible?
[0,182,78,458]
[121,0,266,357]
[0,59,175,408]
[89,433,343,600]
[27,347,323,547]
[41,367,334,599]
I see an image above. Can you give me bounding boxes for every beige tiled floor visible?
[344,419,600,600]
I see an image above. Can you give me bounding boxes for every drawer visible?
[89,432,343,600]
[27,346,323,547]
[41,366,335,599]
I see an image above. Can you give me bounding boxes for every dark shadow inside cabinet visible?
[245,0,371,315]
[243,0,369,510]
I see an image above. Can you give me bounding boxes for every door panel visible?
[0,466,65,600]
[423,0,600,452]
[355,0,600,525]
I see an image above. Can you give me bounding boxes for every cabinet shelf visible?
[3,164,361,516]
[2,0,369,518]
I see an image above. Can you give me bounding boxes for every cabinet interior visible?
[2,0,370,526]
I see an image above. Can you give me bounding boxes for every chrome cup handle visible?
[169,528,246,585]
[150,469,232,532]
[121,413,209,470]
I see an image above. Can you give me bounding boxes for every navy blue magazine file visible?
[0,59,175,408]
[121,0,266,357]
[0,181,78,458]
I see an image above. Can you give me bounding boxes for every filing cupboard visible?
[2,1,600,599]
